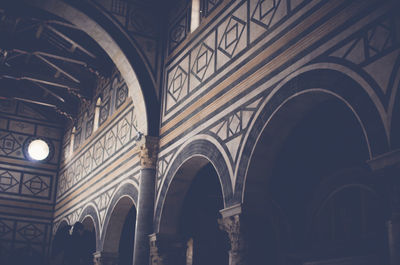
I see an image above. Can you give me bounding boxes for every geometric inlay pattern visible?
[330,17,399,66]
[209,98,262,162]
[17,223,43,242]
[169,14,188,53]
[0,220,13,239]
[251,0,282,30]
[329,15,400,101]
[94,187,116,225]
[22,175,50,196]
[99,100,110,126]
[166,53,190,113]
[86,117,94,140]
[218,15,246,58]
[0,133,21,155]
[156,151,176,190]
[0,170,19,192]
[191,43,214,82]
[169,66,188,102]
[203,0,223,17]
[57,108,137,198]
[116,84,128,108]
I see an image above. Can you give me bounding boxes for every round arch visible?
[155,139,233,235]
[100,181,138,249]
[235,68,389,203]
[101,195,136,254]
[24,0,159,135]
[307,167,390,233]
[79,204,101,250]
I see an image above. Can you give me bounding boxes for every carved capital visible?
[138,136,159,169]
[93,251,118,265]
[149,233,185,265]
[219,204,247,265]
[219,214,245,253]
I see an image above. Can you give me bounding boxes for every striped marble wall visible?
[0,100,62,262]
[155,0,400,229]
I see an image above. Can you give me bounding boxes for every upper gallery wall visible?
[155,0,400,231]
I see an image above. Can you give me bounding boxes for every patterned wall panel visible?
[94,0,160,82]
[162,0,311,122]
[57,104,138,199]
[158,0,400,208]
[0,168,54,199]
[62,70,129,160]
[0,100,61,262]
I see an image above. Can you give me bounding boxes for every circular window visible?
[27,139,50,161]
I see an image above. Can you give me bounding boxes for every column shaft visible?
[133,136,158,265]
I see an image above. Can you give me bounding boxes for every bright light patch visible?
[28,139,50,161]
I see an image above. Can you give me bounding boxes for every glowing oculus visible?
[28,139,50,161]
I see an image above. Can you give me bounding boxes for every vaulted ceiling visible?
[0,4,113,122]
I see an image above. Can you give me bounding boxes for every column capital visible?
[219,204,247,265]
[149,233,185,265]
[138,136,159,169]
[368,149,400,171]
[93,251,118,265]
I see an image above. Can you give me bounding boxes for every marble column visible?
[93,251,118,265]
[369,150,400,265]
[133,136,159,265]
[219,204,247,265]
[149,233,186,265]
[388,180,400,265]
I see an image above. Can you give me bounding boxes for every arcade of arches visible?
[0,0,400,265]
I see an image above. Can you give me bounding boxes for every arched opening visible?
[103,196,137,265]
[50,221,71,265]
[190,0,201,32]
[244,92,387,264]
[180,163,229,265]
[81,217,97,264]
[310,183,385,259]
[94,97,102,132]
[159,156,229,265]
[69,126,76,157]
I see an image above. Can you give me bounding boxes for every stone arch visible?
[155,138,233,235]
[307,167,390,234]
[50,220,70,263]
[101,181,138,248]
[79,204,101,250]
[26,0,159,135]
[101,194,136,254]
[390,60,400,149]
[235,68,389,203]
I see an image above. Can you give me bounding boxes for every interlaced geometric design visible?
[191,43,214,82]
[168,65,188,103]
[23,176,49,195]
[0,133,21,155]
[0,171,19,192]
[251,0,282,29]
[17,224,43,241]
[218,16,246,58]
[0,220,12,238]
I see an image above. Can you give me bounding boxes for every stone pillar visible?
[219,204,247,265]
[133,136,159,265]
[149,233,186,265]
[93,251,118,265]
[369,150,400,265]
[388,181,400,265]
